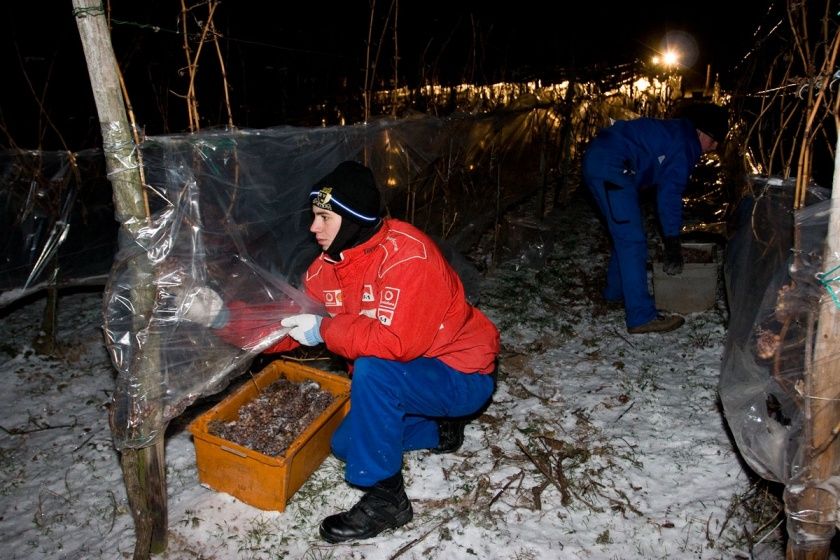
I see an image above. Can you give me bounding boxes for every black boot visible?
[433,417,467,454]
[319,472,413,543]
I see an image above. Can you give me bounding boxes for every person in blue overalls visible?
[582,103,728,334]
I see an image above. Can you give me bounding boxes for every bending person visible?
[582,103,728,334]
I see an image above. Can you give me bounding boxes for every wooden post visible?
[785,131,840,559]
[554,81,576,207]
[71,1,167,558]
[537,127,546,219]
[32,265,59,355]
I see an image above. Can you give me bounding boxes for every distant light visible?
[634,78,651,92]
[659,30,699,68]
[651,55,660,65]
[662,50,680,67]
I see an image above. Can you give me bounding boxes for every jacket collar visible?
[322,218,391,265]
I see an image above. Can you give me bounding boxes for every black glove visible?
[662,236,684,276]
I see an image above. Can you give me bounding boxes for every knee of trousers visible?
[350,357,399,389]
[330,417,351,461]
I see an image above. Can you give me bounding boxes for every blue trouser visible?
[331,356,495,487]
[584,176,657,328]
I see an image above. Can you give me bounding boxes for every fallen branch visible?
[0,419,78,435]
[532,478,550,510]
[488,471,523,509]
[72,433,96,452]
[614,401,635,422]
[610,327,636,348]
[388,516,452,559]
[516,438,571,505]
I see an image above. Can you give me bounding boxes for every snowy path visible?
[0,195,780,559]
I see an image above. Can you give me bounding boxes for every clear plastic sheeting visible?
[103,112,572,449]
[50,82,731,450]
[720,176,830,484]
[0,149,117,306]
[1,76,720,308]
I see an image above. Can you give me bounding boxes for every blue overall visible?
[582,118,701,329]
[330,356,495,487]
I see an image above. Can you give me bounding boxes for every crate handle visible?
[220,445,248,458]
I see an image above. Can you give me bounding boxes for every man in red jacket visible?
[187,161,500,543]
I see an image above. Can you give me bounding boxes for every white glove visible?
[175,286,225,327]
[280,314,324,346]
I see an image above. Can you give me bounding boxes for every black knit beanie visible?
[310,161,381,225]
[680,103,729,144]
[310,161,383,260]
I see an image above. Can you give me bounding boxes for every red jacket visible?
[219,218,499,374]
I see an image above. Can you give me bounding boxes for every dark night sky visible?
[0,1,773,150]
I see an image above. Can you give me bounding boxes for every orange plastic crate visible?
[189,359,350,511]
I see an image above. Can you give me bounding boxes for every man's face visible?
[310,206,342,251]
[698,131,719,153]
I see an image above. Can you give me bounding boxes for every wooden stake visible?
[72,2,167,558]
[785,114,840,560]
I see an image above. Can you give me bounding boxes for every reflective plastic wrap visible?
[719,176,832,495]
[101,113,573,450]
[100,99,737,450]
[103,130,333,449]
[2,81,720,308]
[0,149,116,305]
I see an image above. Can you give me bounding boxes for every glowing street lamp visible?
[652,49,680,69]
[662,49,680,67]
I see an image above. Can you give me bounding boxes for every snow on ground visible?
[0,193,786,559]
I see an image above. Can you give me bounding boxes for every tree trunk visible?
[71,1,167,558]
[121,442,168,556]
[785,130,840,560]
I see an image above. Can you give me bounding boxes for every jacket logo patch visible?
[323,289,342,307]
[378,308,394,325]
[362,284,375,302]
[377,286,400,325]
[379,287,399,309]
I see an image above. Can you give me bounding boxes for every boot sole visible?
[627,315,685,334]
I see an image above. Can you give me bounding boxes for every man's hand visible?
[663,236,684,276]
[281,314,324,346]
[173,286,225,327]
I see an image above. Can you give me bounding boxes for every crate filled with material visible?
[189,359,351,511]
[653,242,719,314]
